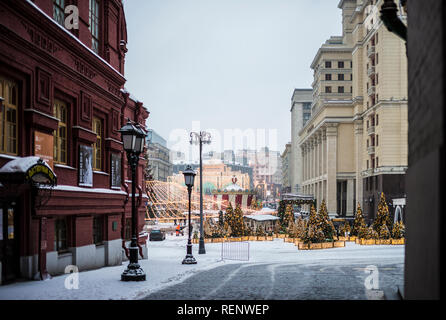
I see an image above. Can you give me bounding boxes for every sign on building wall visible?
[34,131,54,170]
[110,153,121,189]
[79,145,93,187]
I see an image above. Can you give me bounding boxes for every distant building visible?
[168,162,251,195]
[281,143,292,193]
[290,89,313,194]
[146,130,173,182]
[251,147,282,200]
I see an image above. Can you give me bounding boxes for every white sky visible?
[123,0,342,159]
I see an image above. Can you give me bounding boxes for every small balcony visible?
[367,86,376,96]
[367,126,375,135]
[367,46,375,58]
[367,66,376,77]
[367,146,376,155]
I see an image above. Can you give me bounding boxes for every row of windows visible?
[52,99,103,171]
[0,77,18,155]
[52,0,100,54]
[0,79,104,172]
[324,86,352,94]
[324,61,352,69]
[55,216,132,252]
[324,73,352,81]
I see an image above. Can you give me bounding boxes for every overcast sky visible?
[123,0,342,159]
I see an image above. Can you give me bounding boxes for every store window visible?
[93,216,104,245]
[89,0,100,54]
[53,0,65,26]
[92,117,102,171]
[0,77,18,155]
[53,99,67,164]
[55,218,68,252]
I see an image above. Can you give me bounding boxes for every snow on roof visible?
[244,214,279,222]
[260,207,276,213]
[0,156,53,174]
[224,183,243,192]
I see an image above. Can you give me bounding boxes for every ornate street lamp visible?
[120,120,146,281]
[190,131,211,254]
[182,165,197,264]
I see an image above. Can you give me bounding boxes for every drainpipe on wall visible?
[121,91,130,259]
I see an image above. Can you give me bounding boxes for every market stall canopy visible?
[244,214,280,222]
[0,157,57,186]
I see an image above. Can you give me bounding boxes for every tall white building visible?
[290,89,313,193]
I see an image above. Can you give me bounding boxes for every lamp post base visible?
[121,263,146,281]
[182,254,197,264]
[198,238,206,254]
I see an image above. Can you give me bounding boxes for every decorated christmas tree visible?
[339,221,351,237]
[224,202,234,235]
[244,223,254,236]
[218,210,224,227]
[255,225,266,236]
[273,222,281,235]
[302,204,325,243]
[203,218,213,238]
[277,201,287,224]
[392,220,405,239]
[351,202,366,236]
[287,220,299,238]
[373,192,392,238]
[379,224,391,239]
[296,216,307,239]
[230,205,245,237]
[318,200,335,241]
[283,204,295,229]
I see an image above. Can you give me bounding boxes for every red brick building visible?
[0,0,149,284]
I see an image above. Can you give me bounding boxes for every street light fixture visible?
[190,131,211,254]
[120,120,147,281]
[182,165,197,264]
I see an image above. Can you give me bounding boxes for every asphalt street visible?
[143,258,403,300]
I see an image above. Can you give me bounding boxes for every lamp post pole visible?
[120,120,146,281]
[182,165,197,264]
[190,131,211,255]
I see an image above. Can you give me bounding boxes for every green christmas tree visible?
[302,205,325,243]
[218,210,224,227]
[392,220,405,239]
[351,202,365,236]
[224,202,234,235]
[230,205,245,237]
[296,216,307,239]
[283,204,295,229]
[379,224,391,239]
[373,192,392,237]
[277,201,287,224]
[318,200,335,241]
[255,225,266,236]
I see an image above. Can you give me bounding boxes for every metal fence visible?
[221,241,250,261]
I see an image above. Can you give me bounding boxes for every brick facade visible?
[0,0,149,283]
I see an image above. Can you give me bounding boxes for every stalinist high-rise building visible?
[298,0,407,219]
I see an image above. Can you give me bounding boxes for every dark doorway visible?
[0,201,20,284]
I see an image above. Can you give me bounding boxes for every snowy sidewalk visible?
[0,237,404,300]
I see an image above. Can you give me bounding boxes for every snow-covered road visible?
[0,234,404,300]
